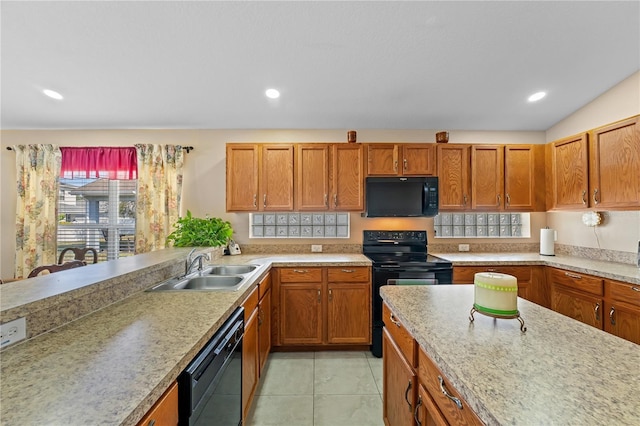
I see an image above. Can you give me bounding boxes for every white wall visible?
[544,71,640,254]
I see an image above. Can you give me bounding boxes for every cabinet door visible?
[471,145,504,210]
[327,283,371,344]
[590,116,640,209]
[296,144,330,211]
[604,302,640,345]
[367,144,399,175]
[437,144,470,211]
[242,307,259,421]
[383,328,416,426]
[226,144,259,211]
[401,144,436,176]
[331,144,364,210]
[504,145,537,211]
[261,144,294,211]
[415,384,448,426]
[258,287,272,374]
[551,286,603,329]
[453,265,533,302]
[279,283,323,345]
[550,133,589,210]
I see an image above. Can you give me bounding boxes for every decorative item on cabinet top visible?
[435,131,449,143]
[434,212,530,238]
[250,212,350,238]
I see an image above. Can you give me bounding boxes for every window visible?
[57,147,137,262]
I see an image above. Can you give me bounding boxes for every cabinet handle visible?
[506,193,511,207]
[258,307,263,326]
[329,289,333,301]
[394,160,398,172]
[497,194,501,206]
[632,287,640,292]
[324,194,328,207]
[594,302,600,321]
[610,306,616,325]
[317,289,321,303]
[253,194,257,207]
[582,190,587,205]
[403,158,408,171]
[564,272,582,279]
[341,269,355,273]
[463,194,468,206]
[293,269,309,273]
[148,420,156,426]
[486,268,497,272]
[263,194,267,208]
[404,380,412,412]
[389,313,401,327]
[593,188,600,205]
[334,194,338,208]
[414,395,423,426]
[438,375,463,409]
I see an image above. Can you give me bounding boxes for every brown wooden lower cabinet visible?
[604,278,640,344]
[242,286,260,422]
[273,266,371,347]
[548,267,604,330]
[382,301,482,426]
[136,381,178,426]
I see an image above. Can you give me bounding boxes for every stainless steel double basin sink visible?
[148,264,260,292]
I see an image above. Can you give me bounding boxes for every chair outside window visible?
[58,247,99,264]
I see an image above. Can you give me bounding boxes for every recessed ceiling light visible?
[265,88,280,99]
[43,89,64,100]
[527,91,546,102]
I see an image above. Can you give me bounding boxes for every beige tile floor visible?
[246,351,384,426]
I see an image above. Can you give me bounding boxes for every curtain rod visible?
[6,146,194,152]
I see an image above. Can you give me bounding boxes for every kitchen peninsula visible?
[381,285,640,425]
[0,251,371,425]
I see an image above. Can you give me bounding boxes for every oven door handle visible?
[376,240,399,244]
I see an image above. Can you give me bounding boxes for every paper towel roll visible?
[540,228,557,256]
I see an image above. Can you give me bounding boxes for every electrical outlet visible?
[311,244,323,253]
[0,317,26,348]
[458,244,470,252]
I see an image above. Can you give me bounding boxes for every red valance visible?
[60,147,137,179]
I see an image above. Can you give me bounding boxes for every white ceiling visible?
[1,1,639,131]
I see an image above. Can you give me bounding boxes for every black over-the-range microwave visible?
[364,176,439,217]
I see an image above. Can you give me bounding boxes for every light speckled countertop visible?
[433,252,640,284]
[381,285,640,425]
[0,253,370,426]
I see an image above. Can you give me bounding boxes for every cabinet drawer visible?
[258,273,272,300]
[606,279,640,307]
[418,347,482,426]
[243,286,259,315]
[279,268,323,283]
[327,266,370,283]
[454,265,531,283]
[382,302,416,368]
[548,268,603,296]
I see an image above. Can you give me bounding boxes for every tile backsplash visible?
[434,212,530,238]
[250,212,350,238]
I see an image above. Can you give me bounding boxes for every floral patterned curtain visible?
[135,144,184,253]
[13,144,62,278]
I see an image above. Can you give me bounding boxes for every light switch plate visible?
[458,244,470,252]
[311,244,323,252]
[0,317,27,348]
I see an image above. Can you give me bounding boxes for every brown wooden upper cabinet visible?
[366,143,436,176]
[589,116,640,209]
[226,144,294,212]
[437,144,471,211]
[548,115,640,211]
[549,133,590,210]
[295,143,364,211]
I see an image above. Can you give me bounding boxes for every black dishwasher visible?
[178,307,244,426]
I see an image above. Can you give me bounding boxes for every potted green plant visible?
[166,210,233,247]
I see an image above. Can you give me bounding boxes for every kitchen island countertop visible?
[381,284,640,425]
